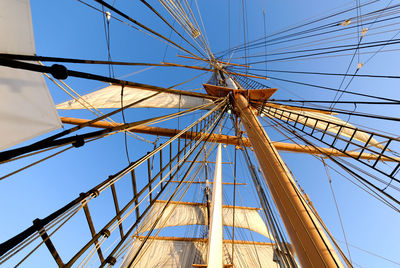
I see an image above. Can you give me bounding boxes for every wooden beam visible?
[193,264,233,268]
[225,71,269,80]
[33,219,64,266]
[177,54,250,68]
[130,170,140,219]
[169,181,246,185]
[147,158,152,203]
[82,204,105,263]
[134,236,274,246]
[110,184,124,239]
[155,200,259,210]
[161,61,211,72]
[234,93,344,267]
[60,117,400,161]
[203,84,277,101]
[186,160,233,164]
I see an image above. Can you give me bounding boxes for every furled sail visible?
[56,85,213,109]
[0,0,61,150]
[264,104,383,149]
[137,201,273,240]
[121,237,279,268]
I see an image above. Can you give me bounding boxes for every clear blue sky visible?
[1,0,400,267]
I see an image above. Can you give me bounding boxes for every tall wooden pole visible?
[234,93,344,268]
[207,144,224,267]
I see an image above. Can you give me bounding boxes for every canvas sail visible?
[56,85,214,110]
[121,237,279,268]
[137,201,273,240]
[0,0,61,150]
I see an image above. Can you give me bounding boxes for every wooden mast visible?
[207,144,224,267]
[233,93,344,268]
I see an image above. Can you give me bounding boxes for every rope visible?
[322,158,353,263]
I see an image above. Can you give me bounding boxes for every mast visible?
[207,144,224,267]
[233,93,344,267]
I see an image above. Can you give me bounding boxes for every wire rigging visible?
[216,0,379,57]
[322,158,353,263]
[3,1,400,266]
[218,3,400,57]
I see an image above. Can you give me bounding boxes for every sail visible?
[265,104,383,149]
[0,0,61,150]
[56,85,213,110]
[121,237,279,268]
[138,201,273,240]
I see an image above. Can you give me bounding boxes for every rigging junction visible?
[1,0,400,267]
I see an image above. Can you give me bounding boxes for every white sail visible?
[265,105,383,149]
[138,201,273,240]
[0,0,61,150]
[56,85,213,110]
[121,237,280,268]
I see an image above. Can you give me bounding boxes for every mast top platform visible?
[203,84,277,102]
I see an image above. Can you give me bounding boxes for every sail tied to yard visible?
[120,237,279,268]
[136,201,273,240]
[121,145,275,267]
[0,0,61,150]
[56,85,214,110]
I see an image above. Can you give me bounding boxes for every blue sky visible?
[1,0,400,267]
